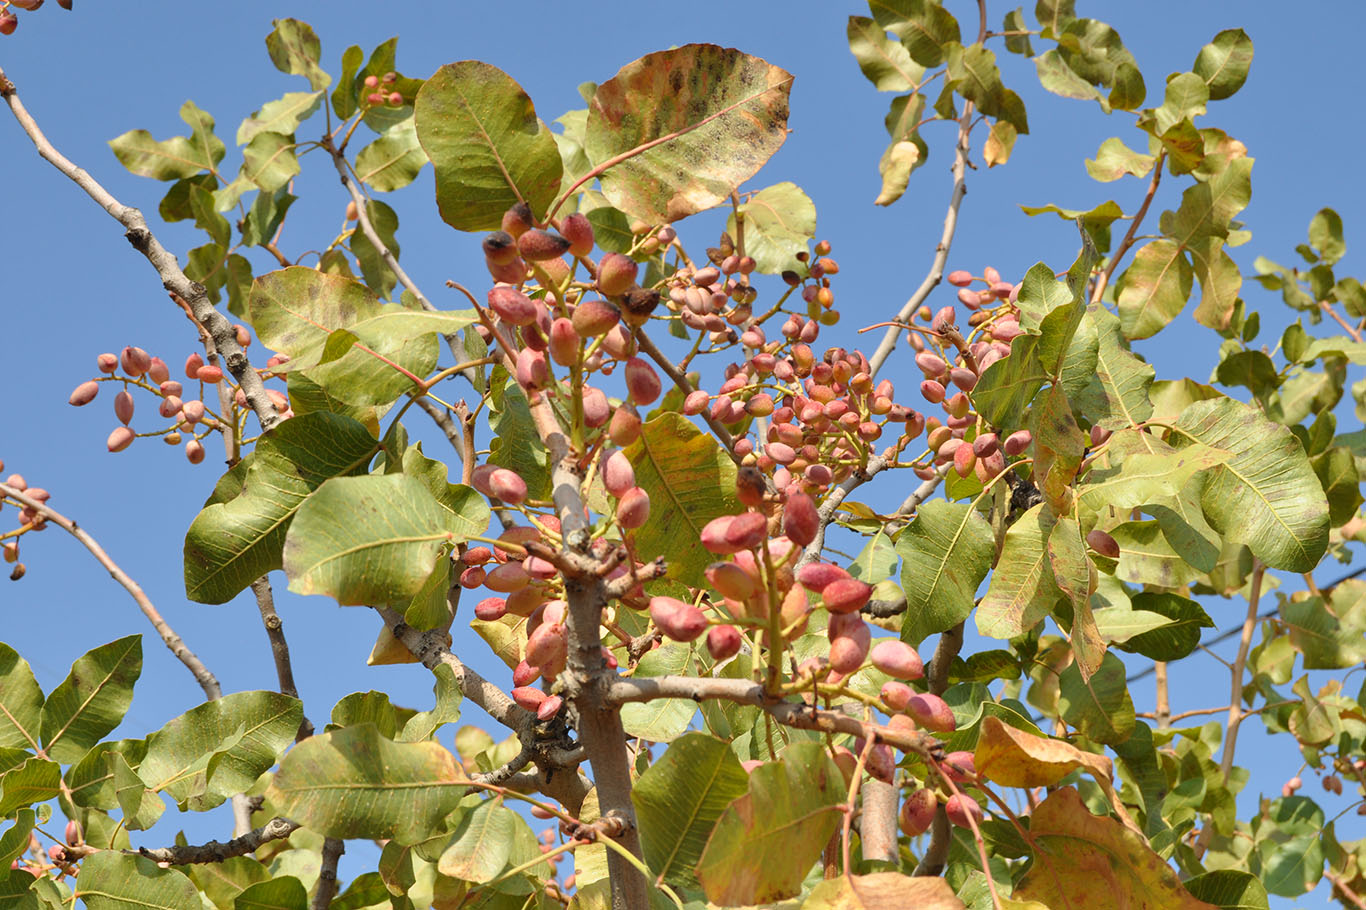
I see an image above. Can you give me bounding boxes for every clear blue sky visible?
[0,2,1361,904]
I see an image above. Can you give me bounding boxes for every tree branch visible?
[634,329,737,456]
[117,817,297,864]
[860,779,899,864]
[0,482,221,701]
[312,837,344,910]
[0,67,280,431]
[914,619,966,876]
[1090,151,1164,305]
[605,676,941,760]
[1193,560,1264,859]
[250,575,313,740]
[373,607,584,769]
[867,100,976,379]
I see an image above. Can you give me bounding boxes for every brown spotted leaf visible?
[584,44,793,224]
[803,873,965,909]
[1016,788,1217,909]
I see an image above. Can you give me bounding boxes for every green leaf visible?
[234,878,307,910]
[1086,137,1155,182]
[0,809,33,870]
[1309,207,1346,265]
[110,102,224,180]
[415,61,563,232]
[65,739,146,810]
[355,118,428,192]
[624,413,742,588]
[1034,49,1106,109]
[1076,438,1228,515]
[1280,589,1366,670]
[847,16,924,92]
[331,45,364,119]
[236,91,323,145]
[399,663,463,743]
[1057,653,1134,745]
[184,412,380,604]
[329,691,399,739]
[112,751,165,831]
[139,691,301,811]
[1049,517,1103,678]
[0,758,60,816]
[1117,239,1193,340]
[1115,592,1213,661]
[349,199,401,300]
[945,42,1028,133]
[75,852,199,910]
[970,333,1046,431]
[1171,397,1330,572]
[632,733,749,888]
[284,474,457,607]
[1077,307,1155,430]
[265,19,331,91]
[1192,29,1254,101]
[977,504,1061,639]
[724,182,816,275]
[488,374,551,501]
[621,644,697,743]
[0,644,43,751]
[249,267,439,405]
[1313,445,1362,525]
[241,186,296,248]
[873,0,961,67]
[1018,202,1124,254]
[39,636,141,763]
[695,742,845,905]
[896,500,994,646]
[584,45,793,224]
[268,724,467,844]
[240,132,299,193]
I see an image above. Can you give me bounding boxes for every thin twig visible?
[250,576,313,741]
[867,101,977,379]
[1090,151,1165,305]
[1329,869,1366,910]
[0,483,221,701]
[634,330,737,456]
[0,67,279,431]
[323,136,430,310]
[1154,661,1170,730]
[1321,300,1364,343]
[1193,561,1264,859]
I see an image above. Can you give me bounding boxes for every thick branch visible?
[116,817,297,865]
[868,101,976,379]
[861,779,899,864]
[0,67,280,431]
[312,838,344,910]
[914,619,966,876]
[0,483,221,701]
[797,453,893,568]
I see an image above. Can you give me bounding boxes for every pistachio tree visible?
[0,3,1362,910]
